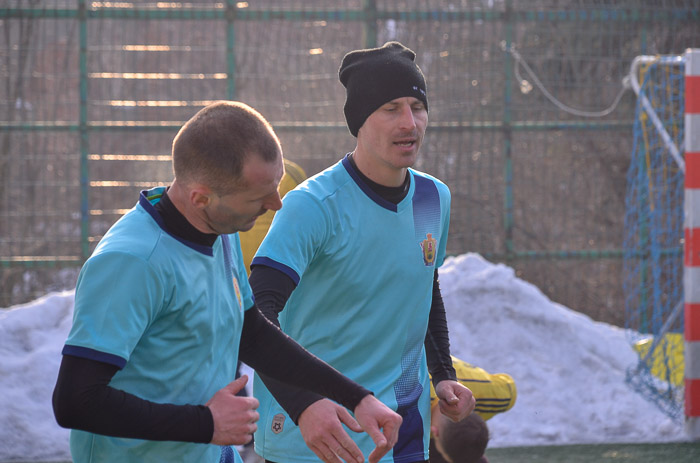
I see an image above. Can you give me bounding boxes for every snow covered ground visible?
[0,253,687,461]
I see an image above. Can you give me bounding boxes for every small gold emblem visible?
[420,233,437,266]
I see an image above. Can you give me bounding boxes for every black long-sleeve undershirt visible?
[249,266,456,423]
[424,271,457,386]
[249,266,322,422]
[52,188,371,443]
[53,307,371,442]
[52,355,214,442]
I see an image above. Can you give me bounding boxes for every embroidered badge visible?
[271,413,285,434]
[420,233,437,266]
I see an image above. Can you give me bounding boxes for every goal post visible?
[624,49,700,437]
[686,48,700,440]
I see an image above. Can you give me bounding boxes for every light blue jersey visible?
[252,156,450,463]
[63,187,251,463]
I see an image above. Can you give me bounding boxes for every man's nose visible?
[397,105,417,130]
[265,192,283,212]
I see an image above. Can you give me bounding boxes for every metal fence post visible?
[79,0,90,260]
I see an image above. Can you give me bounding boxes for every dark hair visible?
[438,413,489,463]
[172,101,281,194]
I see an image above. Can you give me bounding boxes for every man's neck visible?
[347,154,410,205]
[350,150,407,187]
[166,180,218,236]
[153,186,218,247]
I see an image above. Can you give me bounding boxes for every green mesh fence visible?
[1,1,699,326]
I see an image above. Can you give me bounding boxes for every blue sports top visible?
[62,187,251,463]
[252,156,451,463]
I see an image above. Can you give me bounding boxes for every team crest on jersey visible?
[232,276,242,310]
[271,413,285,434]
[420,233,437,266]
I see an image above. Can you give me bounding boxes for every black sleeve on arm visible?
[247,264,326,421]
[248,264,297,327]
[425,268,458,386]
[52,354,213,443]
[238,305,371,424]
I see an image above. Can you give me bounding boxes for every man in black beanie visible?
[249,41,475,463]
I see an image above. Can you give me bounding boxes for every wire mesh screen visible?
[1,1,699,325]
[623,55,685,422]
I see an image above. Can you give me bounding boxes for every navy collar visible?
[341,153,411,212]
[139,188,217,256]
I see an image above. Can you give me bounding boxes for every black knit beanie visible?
[339,41,428,137]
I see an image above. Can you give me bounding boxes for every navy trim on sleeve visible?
[251,256,300,285]
[62,345,127,369]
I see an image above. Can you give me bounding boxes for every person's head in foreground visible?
[339,41,429,185]
[433,412,490,463]
[170,100,284,235]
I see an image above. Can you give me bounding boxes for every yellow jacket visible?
[239,159,307,275]
[430,355,516,421]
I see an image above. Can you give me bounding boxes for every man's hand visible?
[353,394,402,463]
[298,399,365,463]
[435,379,475,422]
[298,396,402,463]
[206,375,260,445]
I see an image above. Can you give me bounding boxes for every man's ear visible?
[190,185,212,209]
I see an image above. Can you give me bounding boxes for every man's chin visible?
[237,218,258,233]
[393,150,418,167]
